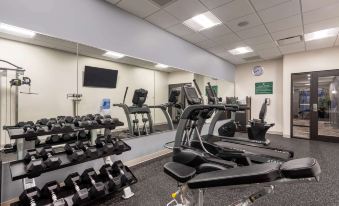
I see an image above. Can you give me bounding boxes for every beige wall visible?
[235,59,283,134]
[282,47,339,137]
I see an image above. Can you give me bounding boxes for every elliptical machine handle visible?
[193,79,204,104]
[123,87,129,104]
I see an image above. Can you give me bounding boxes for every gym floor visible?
[97,134,338,206]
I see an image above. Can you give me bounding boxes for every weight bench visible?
[164,158,321,206]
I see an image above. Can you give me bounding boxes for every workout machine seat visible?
[164,158,320,189]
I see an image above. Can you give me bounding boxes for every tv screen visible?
[83,66,118,88]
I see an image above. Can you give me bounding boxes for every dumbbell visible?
[64,143,85,161]
[46,134,61,144]
[64,173,89,205]
[58,118,73,131]
[39,146,62,169]
[19,186,41,206]
[33,124,45,133]
[112,161,134,186]
[47,118,62,131]
[23,124,36,134]
[81,168,106,198]
[61,133,76,142]
[73,116,90,127]
[36,118,49,126]
[99,164,122,191]
[42,181,67,206]
[77,131,88,140]
[106,136,125,154]
[86,114,95,120]
[24,149,45,177]
[75,141,98,158]
[95,137,114,155]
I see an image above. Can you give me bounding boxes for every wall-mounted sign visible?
[252,65,264,76]
[205,85,218,96]
[255,82,273,94]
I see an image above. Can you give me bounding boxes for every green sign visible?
[255,82,273,94]
[205,85,218,96]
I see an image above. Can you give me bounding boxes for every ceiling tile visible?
[164,0,207,21]
[208,45,228,56]
[304,17,339,33]
[271,26,303,40]
[257,47,282,58]
[258,0,300,23]
[195,39,218,49]
[251,41,278,50]
[244,34,273,46]
[225,13,263,32]
[200,24,232,39]
[105,0,121,4]
[212,0,254,22]
[200,0,233,9]
[222,55,246,64]
[182,32,207,43]
[250,0,290,11]
[146,10,179,29]
[303,3,339,25]
[117,0,160,18]
[306,36,337,50]
[167,23,194,36]
[279,42,305,54]
[301,0,339,13]
[266,14,302,33]
[213,33,242,47]
[236,25,268,39]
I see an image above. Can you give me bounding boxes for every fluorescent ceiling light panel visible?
[183,11,222,31]
[155,63,169,69]
[103,51,125,59]
[228,47,253,55]
[304,28,339,41]
[0,23,36,38]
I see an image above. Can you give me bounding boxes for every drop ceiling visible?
[106,0,339,65]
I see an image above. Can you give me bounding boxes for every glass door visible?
[291,73,311,139]
[311,70,339,142]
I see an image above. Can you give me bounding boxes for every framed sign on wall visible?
[255,82,273,94]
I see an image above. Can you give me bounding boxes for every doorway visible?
[291,70,339,142]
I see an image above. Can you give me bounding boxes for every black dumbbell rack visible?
[10,163,138,206]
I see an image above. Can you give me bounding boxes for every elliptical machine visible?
[113,87,153,136]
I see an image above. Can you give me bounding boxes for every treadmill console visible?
[132,88,148,107]
[183,86,201,105]
[168,89,180,104]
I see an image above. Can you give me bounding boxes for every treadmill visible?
[179,81,293,164]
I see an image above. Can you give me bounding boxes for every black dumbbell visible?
[112,161,134,186]
[64,116,74,124]
[86,114,95,120]
[64,173,89,205]
[19,186,41,206]
[95,137,114,155]
[78,131,88,140]
[99,164,122,191]
[36,118,49,126]
[42,181,67,206]
[24,149,45,177]
[106,136,125,154]
[33,124,45,133]
[46,134,61,144]
[47,118,62,131]
[81,168,106,198]
[64,143,85,161]
[58,119,73,131]
[76,141,98,158]
[39,146,62,169]
[23,124,36,134]
[16,121,26,127]
[62,133,75,142]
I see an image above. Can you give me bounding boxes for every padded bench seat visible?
[164,162,196,183]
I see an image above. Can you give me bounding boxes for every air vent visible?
[149,0,176,7]
[277,35,303,46]
[243,55,262,61]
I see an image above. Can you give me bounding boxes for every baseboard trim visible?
[267,131,283,135]
[124,149,172,167]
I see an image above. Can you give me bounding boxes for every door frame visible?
[291,69,339,142]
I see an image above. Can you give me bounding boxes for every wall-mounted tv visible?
[83,66,118,88]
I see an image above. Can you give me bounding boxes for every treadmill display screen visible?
[83,66,118,88]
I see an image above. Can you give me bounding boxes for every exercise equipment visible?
[39,146,62,169]
[111,161,134,186]
[64,143,86,161]
[81,168,106,198]
[95,137,114,155]
[99,164,122,191]
[23,149,45,177]
[46,134,61,144]
[75,141,98,158]
[64,173,89,205]
[19,186,41,206]
[164,157,321,206]
[106,135,125,154]
[113,87,153,136]
[41,181,67,206]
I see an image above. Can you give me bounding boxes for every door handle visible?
[312,104,318,112]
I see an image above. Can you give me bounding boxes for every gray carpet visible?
[97,134,337,206]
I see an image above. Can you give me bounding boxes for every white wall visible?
[0,0,236,81]
[282,47,339,137]
[235,59,283,134]
[168,71,194,85]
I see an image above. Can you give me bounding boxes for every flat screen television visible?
[83,66,118,88]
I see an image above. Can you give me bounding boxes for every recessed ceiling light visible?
[304,28,339,41]
[228,46,253,55]
[155,63,169,69]
[0,23,36,38]
[103,51,125,59]
[183,11,222,32]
